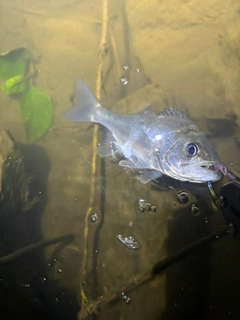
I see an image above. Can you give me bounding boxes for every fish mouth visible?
[201,164,214,170]
[179,161,222,183]
[198,163,223,181]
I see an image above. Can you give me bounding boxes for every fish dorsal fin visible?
[97,129,118,157]
[158,107,188,119]
[136,106,152,115]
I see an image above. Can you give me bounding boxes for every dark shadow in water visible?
[162,209,212,319]
[156,171,239,319]
[150,176,217,320]
[206,115,238,138]
[17,142,51,243]
[0,143,79,320]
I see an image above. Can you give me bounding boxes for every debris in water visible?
[116,235,140,251]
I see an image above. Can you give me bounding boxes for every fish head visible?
[160,132,222,183]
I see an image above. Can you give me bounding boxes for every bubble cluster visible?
[175,191,201,215]
[121,292,131,304]
[138,199,157,213]
[119,77,129,85]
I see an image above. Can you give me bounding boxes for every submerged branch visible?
[0,234,74,265]
[78,227,229,319]
[78,0,109,308]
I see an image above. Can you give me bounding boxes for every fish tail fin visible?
[63,78,101,122]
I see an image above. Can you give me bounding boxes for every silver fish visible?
[63,79,222,184]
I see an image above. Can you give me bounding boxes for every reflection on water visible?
[0,0,240,319]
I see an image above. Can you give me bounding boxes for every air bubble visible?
[138,206,145,213]
[23,283,30,288]
[177,191,189,204]
[151,206,157,212]
[144,203,151,212]
[138,199,157,213]
[119,77,129,85]
[121,292,131,304]
[191,204,200,215]
[89,213,99,224]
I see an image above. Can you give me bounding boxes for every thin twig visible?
[79,0,109,307]
[0,234,74,265]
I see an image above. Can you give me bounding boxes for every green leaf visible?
[0,47,32,79]
[21,87,54,143]
[1,75,27,94]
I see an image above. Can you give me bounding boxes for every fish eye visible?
[185,143,198,157]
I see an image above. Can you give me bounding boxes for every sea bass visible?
[63,79,222,184]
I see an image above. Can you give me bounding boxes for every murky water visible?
[1,0,240,319]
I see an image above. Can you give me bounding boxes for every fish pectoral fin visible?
[119,159,135,168]
[119,158,146,169]
[139,170,163,184]
[97,129,119,158]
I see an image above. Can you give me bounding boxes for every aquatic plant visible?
[0,47,53,143]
